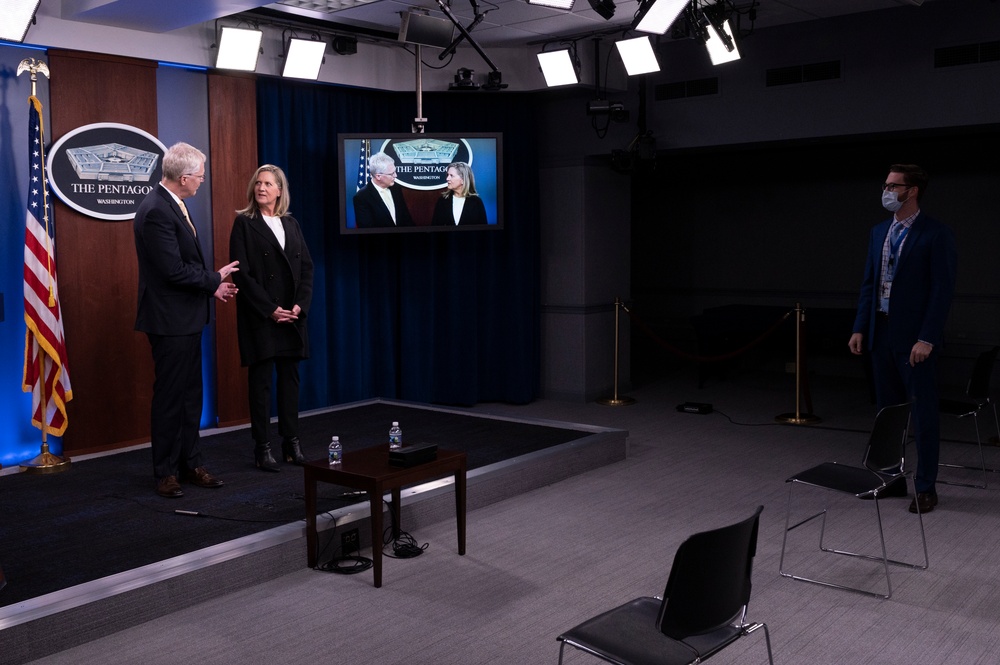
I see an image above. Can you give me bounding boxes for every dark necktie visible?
[889,220,903,249]
[880,222,905,313]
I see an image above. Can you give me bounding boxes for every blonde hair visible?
[441,162,478,199]
[237,164,291,217]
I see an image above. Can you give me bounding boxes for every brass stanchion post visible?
[598,297,636,406]
[775,302,820,424]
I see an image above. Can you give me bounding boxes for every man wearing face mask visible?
[849,164,957,514]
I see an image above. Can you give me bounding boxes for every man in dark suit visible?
[849,164,957,514]
[353,151,414,229]
[134,142,240,498]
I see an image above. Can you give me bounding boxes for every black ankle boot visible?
[282,437,306,465]
[254,442,281,472]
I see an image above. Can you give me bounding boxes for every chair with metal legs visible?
[556,506,773,665]
[779,402,928,599]
[938,346,1000,489]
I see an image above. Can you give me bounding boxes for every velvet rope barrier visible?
[621,301,821,424]
[625,304,793,364]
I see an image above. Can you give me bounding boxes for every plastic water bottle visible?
[328,436,342,465]
[389,422,402,450]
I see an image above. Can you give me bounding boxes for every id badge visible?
[881,281,892,299]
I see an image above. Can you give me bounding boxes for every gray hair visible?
[162,142,206,182]
[368,151,396,176]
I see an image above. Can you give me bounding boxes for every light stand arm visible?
[434,0,499,74]
[438,0,487,60]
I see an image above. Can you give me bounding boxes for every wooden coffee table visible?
[303,445,467,588]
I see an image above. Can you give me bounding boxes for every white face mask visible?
[882,189,904,212]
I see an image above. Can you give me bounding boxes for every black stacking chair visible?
[556,506,773,665]
[779,402,928,599]
[938,346,1000,489]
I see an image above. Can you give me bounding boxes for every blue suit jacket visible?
[852,211,957,352]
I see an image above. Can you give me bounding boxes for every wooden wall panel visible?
[208,72,257,428]
[48,50,158,454]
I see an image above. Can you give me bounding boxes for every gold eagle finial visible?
[17,58,50,97]
[17,57,49,80]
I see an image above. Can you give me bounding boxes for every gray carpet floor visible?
[23,368,1000,664]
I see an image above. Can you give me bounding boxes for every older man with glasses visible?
[352,151,415,229]
[134,142,240,498]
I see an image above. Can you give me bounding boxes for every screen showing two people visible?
[340,134,503,234]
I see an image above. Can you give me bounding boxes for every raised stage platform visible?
[0,399,627,664]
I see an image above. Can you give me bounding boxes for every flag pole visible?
[21,352,70,474]
[19,57,71,475]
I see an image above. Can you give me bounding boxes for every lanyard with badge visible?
[881,225,909,301]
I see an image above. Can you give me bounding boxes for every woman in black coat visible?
[431,162,488,227]
[229,165,314,472]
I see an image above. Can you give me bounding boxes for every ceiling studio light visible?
[615,36,660,75]
[537,49,578,87]
[283,37,326,79]
[587,0,615,21]
[632,0,688,35]
[526,0,575,9]
[216,26,263,71]
[0,0,40,43]
[704,18,740,65]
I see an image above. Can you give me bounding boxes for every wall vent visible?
[654,77,719,100]
[765,60,841,87]
[935,41,1000,68]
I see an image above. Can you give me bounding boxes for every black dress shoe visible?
[184,467,225,488]
[908,492,938,514]
[156,476,184,498]
[282,437,306,465]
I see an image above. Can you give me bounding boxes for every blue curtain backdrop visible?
[255,78,540,408]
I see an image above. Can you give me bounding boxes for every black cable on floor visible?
[315,514,373,575]
[318,554,373,575]
[381,498,428,559]
[711,409,782,427]
[382,527,428,559]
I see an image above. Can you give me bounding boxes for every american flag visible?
[22,95,72,436]
[355,138,370,192]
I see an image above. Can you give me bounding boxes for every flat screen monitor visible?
[339,133,503,234]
